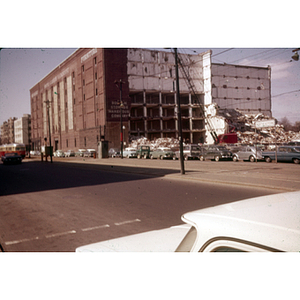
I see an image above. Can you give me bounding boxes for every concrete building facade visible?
[14,114,31,147]
[211,63,271,116]
[30,48,272,151]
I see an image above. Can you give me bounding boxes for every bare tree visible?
[294,121,300,132]
[279,117,293,131]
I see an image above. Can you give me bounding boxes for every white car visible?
[123,147,137,158]
[84,149,96,157]
[76,191,300,252]
[53,150,65,157]
[65,150,75,157]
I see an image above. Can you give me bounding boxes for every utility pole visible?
[174,48,185,175]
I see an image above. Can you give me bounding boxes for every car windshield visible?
[175,226,197,252]
[6,153,18,157]
[217,146,227,150]
[191,146,201,150]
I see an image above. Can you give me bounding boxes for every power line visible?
[272,89,300,98]
[211,48,235,57]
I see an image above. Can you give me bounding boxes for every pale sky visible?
[1,2,298,126]
[1,48,299,126]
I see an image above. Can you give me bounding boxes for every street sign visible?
[255,119,276,128]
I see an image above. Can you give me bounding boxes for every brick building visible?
[30,48,272,151]
[30,48,129,152]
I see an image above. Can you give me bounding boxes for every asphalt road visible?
[0,157,298,251]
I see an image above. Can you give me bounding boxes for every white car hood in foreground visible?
[76,224,191,252]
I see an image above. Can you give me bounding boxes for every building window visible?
[84,137,86,146]
[83,79,85,86]
[96,88,98,95]
[66,139,68,147]
[83,94,85,101]
[82,65,84,72]
[94,57,97,64]
[95,72,97,80]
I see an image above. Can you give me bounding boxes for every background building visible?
[30,48,272,152]
[0,117,17,144]
[14,114,31,150]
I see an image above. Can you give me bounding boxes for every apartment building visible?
[0,117,17,144]
[14,114,31,147]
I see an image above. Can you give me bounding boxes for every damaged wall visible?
[127,48,206,93]
[211,63,271,117]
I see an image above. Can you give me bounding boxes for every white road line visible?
[82,224,110,231]
[5,236,39,246]
[45,230,76,239]
[114,219,141,226]
[5,220,142,246]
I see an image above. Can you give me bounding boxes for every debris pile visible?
[128,109,300,148]
[218,108,300,145]
[237,126,300,145]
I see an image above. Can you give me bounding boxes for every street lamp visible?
[115,79,125,159]
[122,125,126,150]
[44,99,53,163]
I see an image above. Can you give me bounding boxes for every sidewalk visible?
[40,156,300,192]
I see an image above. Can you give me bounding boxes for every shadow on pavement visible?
[0,160,185,196]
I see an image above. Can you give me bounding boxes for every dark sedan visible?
[1,153,22,165]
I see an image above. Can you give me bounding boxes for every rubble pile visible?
[237,126,300,145]
[235,113,300,145]
[127,110,300,148]
[218,108,300,145]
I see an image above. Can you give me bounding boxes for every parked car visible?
[263,146,300,164]
[136,145,151,159]
[123,147,137,158]
[109,148,121,158]
[201,145,232,161]
[1,152,22,165]
[65,150,75,157]
[150,147,175,159]
[84,149,96,157]
[29,150,41,156]
[75,149,86,157]
[174,144,202,160]
[53,150,65,157]
[229,145,263,162]
[76,190,300,252]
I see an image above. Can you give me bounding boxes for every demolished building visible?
[127,105,300,150]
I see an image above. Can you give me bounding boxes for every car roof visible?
[182,191,300,252]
